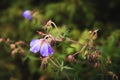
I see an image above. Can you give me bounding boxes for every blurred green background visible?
[0,0,120,80]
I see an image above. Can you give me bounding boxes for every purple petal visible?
[48,45,54,54]
[22,10,32,20]
[40,42,49,56]
[40,42,53,57]
[30,39,41,53]
[30,39,40,47]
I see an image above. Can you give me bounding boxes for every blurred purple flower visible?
[30,39,53,57]
[22,10,32,20]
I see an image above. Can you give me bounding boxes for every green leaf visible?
[63,66,73,70]
[27,54,39,61]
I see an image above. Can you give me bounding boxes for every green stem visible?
[49,58,60,69]
[51,21,60,35]
[51,57,61,66]
[63,71,70,80]
[73,44,87,56]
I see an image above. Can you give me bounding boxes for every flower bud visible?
[15,41,25,45]
[0,38,3,43]
[94,62,100,68]
[93,33,97,40]
[10,44,16,49]
[11,48,19,56]
[22,10,32,20]
[19,48,25,55]
[68,55,75,62]
[88,30,93,35]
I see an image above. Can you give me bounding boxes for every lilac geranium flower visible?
[22,10,32,20]
[30,39,53,57]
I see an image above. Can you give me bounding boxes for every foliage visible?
[0,0,120,80]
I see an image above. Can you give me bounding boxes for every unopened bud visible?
[94,62,100,68]
[0,38,4,43]
[44,20,52,28]
[15,41,25,45]
[37,31,46,37]
[19,48,25,55]
[10,44,16,49]
[88,30,93,35]
[87,54,94,62]
[11,48,19,56]
[68,55,75,62]
[93,33,97,40]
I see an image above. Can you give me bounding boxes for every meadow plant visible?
[0,9,118,80]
